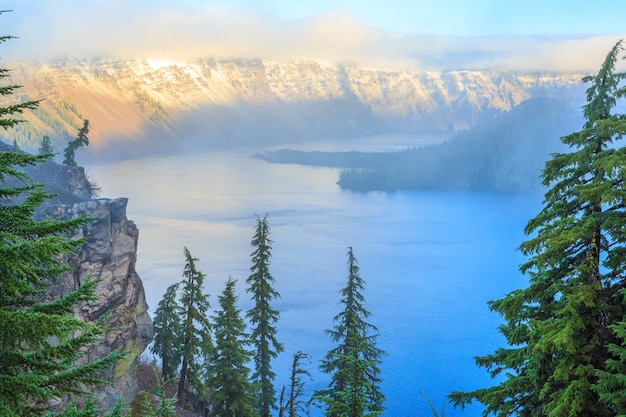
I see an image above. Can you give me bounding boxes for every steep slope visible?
[2,57,586,161]
[1,141,154,410]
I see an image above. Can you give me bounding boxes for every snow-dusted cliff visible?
[3,58,587,160]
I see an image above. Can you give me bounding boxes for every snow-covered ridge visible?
[2,57,587,160]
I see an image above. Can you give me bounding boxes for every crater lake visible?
[87,138,542,417]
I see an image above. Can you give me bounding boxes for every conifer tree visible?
[449,40,626,417]
[0,14,122,416]
[278,351,311,417]
[151,283,183,382]
[38,135,54,159]
[63,119,89,167]
[208,277,254,417]
[313,247,385,417]
[246,214,283,417]
[177,246,212,407]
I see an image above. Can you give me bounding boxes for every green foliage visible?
[208,277,254,417]
[134,91,168,125]
[279,351,311,417]
[38,135,54,159]
[138,385,177,417]
[50,395,126,417]
[0,15,123,415]
[449,41,626,417]
[176,246,212,407]
[246,214,283,417]
[597,322,626,415]
[313,247,385,417]
[0,37,40,131]
[63,119,89,167]
[151,283,183,382]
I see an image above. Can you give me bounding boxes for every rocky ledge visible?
[49,197,154,410]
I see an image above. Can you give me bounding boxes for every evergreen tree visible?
[313,247,385,417]
[38,135,54,159]
[0,14,122,416]
[151,283,183,382]
[278,351,312,417]
[63,119,89,167]
[138,384,177,417]
[177,246,212,407]
[449,41,626,417]
[246,214,283,417]
[0,32,39,130]
[208,277,254,417]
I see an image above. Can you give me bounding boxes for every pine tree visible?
[63,119,89,167]
[0,13,122,416]
[177,246,212,407]
[151,283,183,382]
[313,247,385,417]
[208,277,254,417]
[278,351,311,417]
[246,214,283,417]
[449,40,626,417]
[38,135,54,159]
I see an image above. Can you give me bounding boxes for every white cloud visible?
[2,1,625,72]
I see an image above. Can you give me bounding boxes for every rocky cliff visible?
[3,140,154,410]
[63,198,153,409]
[1,58,587,161]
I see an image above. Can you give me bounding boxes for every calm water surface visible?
[87,143,541,417]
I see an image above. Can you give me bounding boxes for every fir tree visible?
[0,13,122,416]
[0,31,39,130]
[63,119,89,167]
[278,351,312,417]
[151,283,183,382]
[138,384,177,417]
[177,246,212,407]
[246,214,283,417]
[449,40,626,417]
[38,135,54,159]
[313,247,385,417]
[208,277,254,417]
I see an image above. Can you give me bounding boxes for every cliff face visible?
[1,58,587,160]
[63,198,153,409]
[3,138,155,410]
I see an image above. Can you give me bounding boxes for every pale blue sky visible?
[190,0,625,36]
[3,1,626,71]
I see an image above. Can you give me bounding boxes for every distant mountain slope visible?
[1,57,587,161]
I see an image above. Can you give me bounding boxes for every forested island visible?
[255,97,583,194]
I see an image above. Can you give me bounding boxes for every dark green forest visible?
[149,222,385,417]
[256,97,582,194]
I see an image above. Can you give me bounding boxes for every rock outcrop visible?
[62,198,153,409]
[2,139,155,411]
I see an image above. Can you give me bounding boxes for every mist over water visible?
[87,137,542,416]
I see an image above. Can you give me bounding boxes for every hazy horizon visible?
[2,1,626,72]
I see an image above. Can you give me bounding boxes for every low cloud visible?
[2,1,625,72]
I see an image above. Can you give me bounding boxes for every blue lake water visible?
[87,144,542,416]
